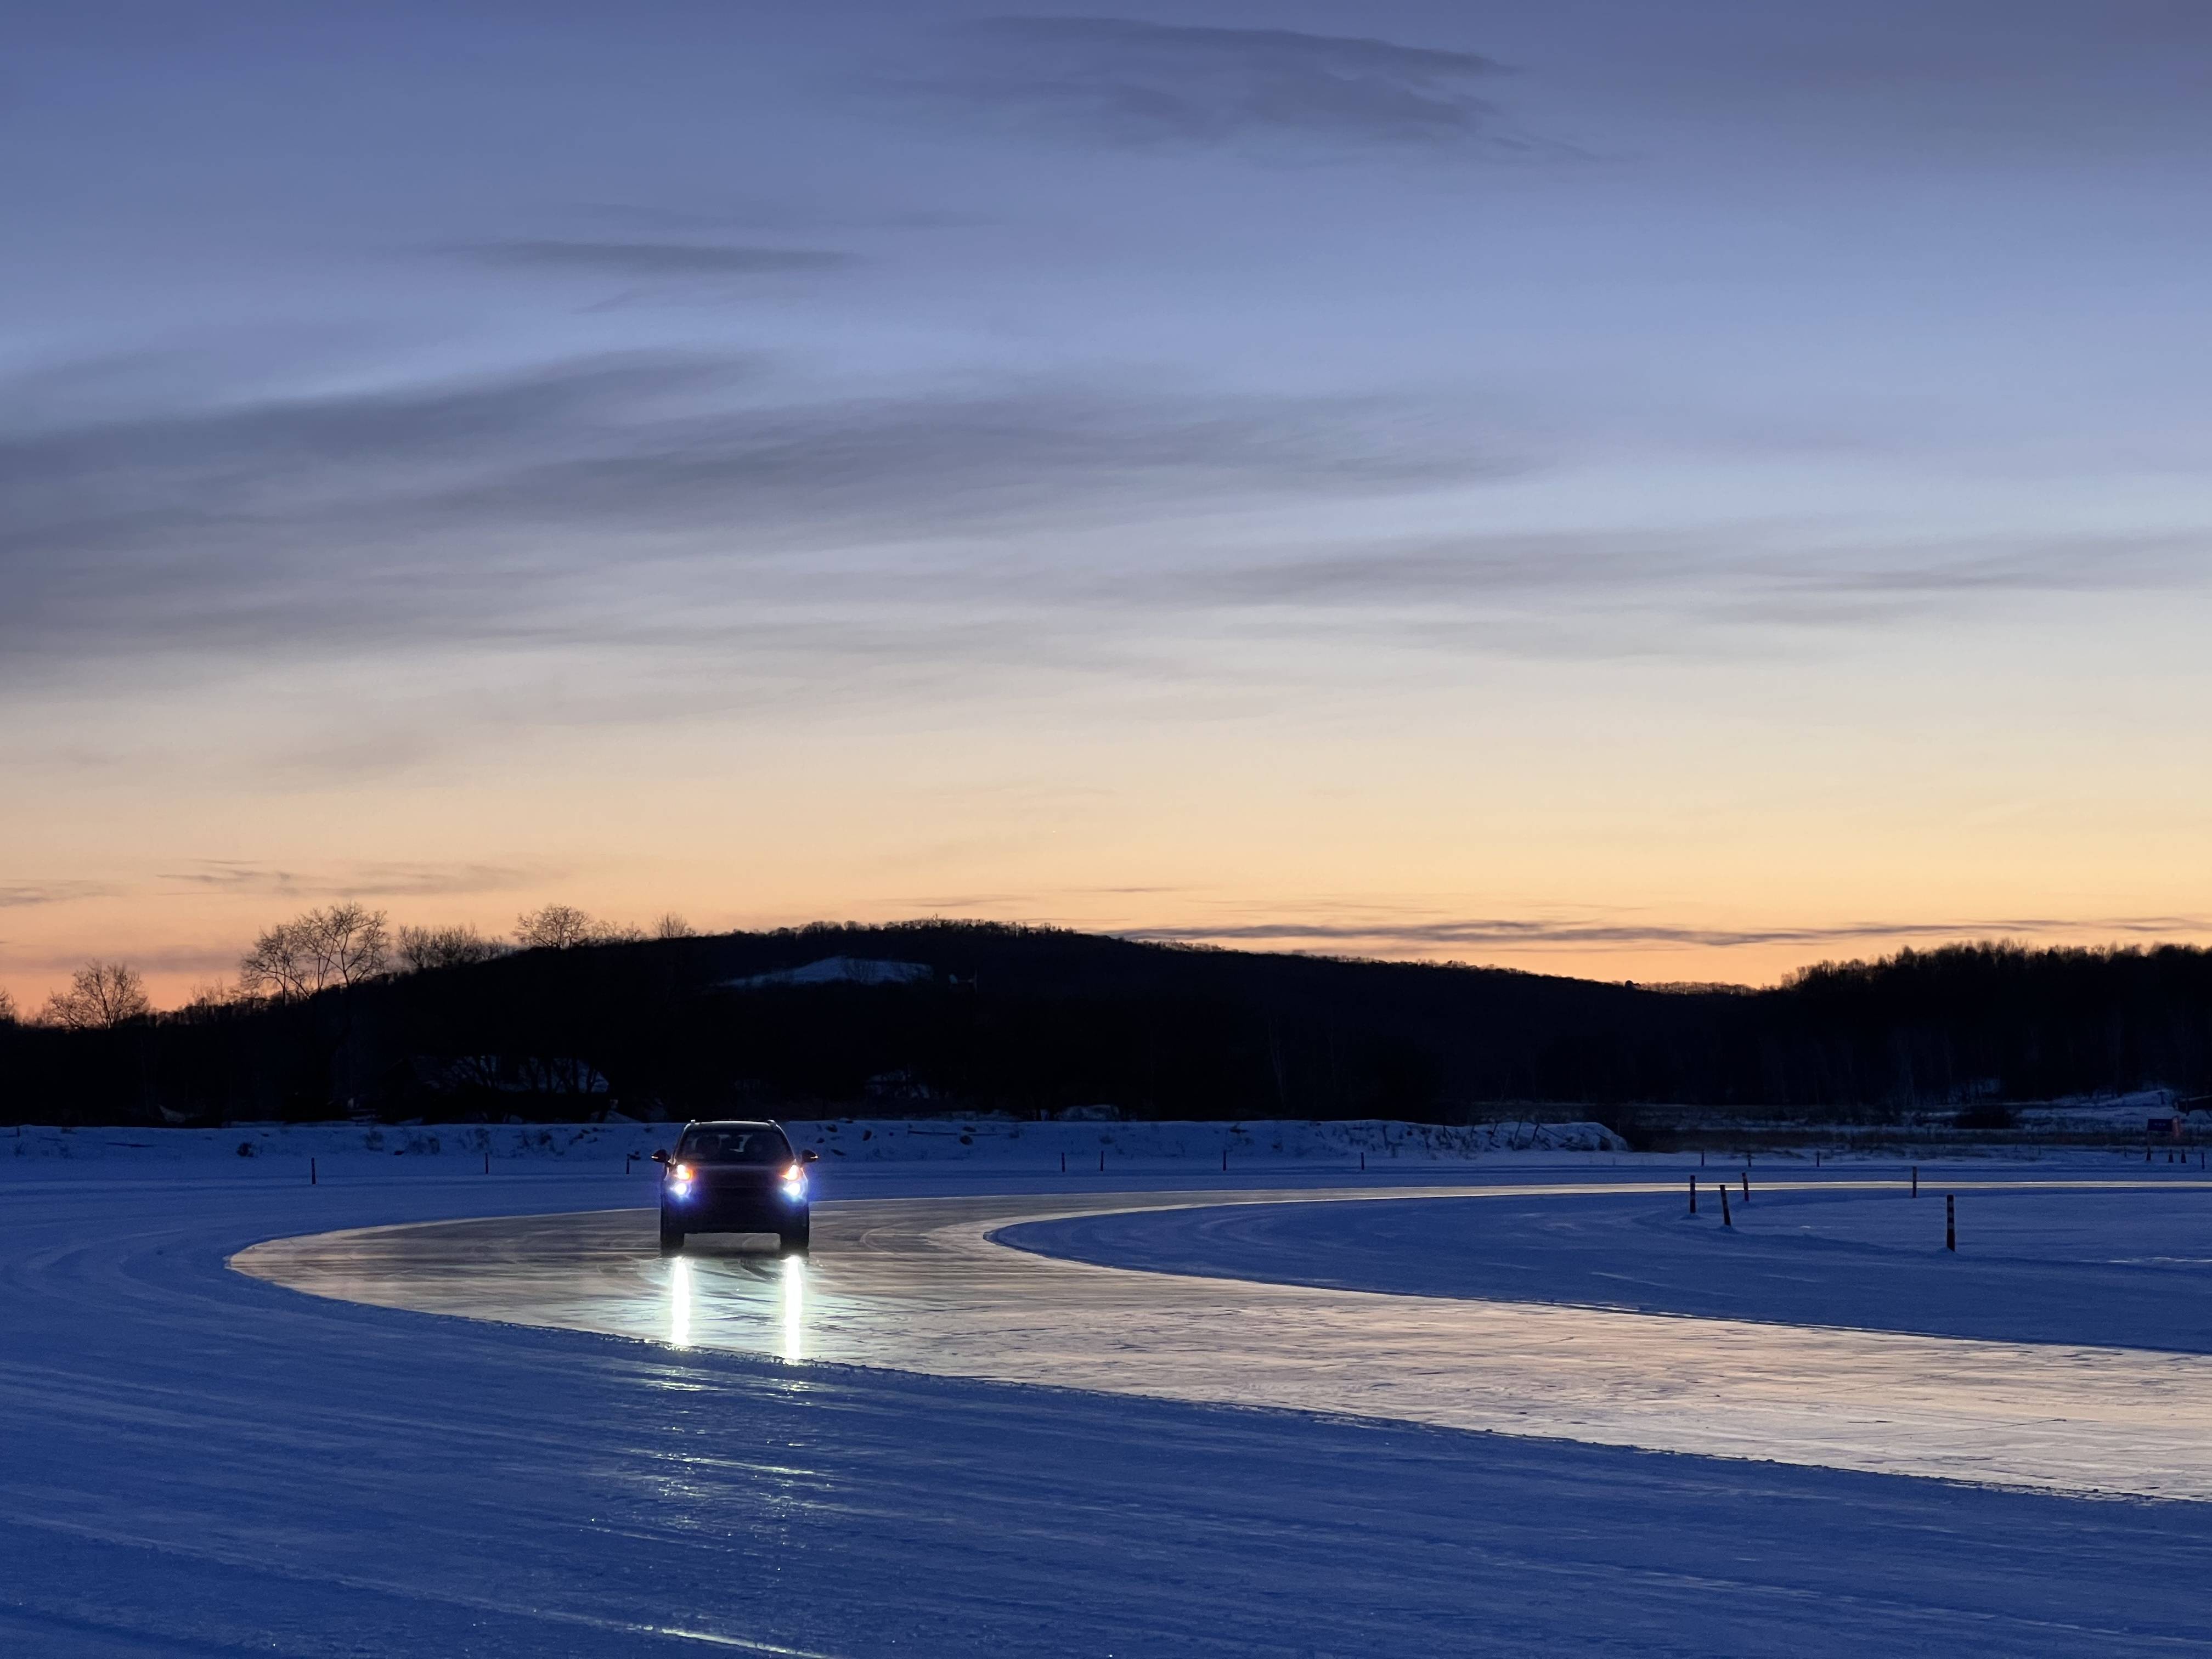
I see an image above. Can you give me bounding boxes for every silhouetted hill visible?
[4,924,2209,1127]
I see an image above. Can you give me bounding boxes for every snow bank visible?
[1,1115,1626,1169]
[2013,1089,2196,1131]
[789,1116,1628,1164]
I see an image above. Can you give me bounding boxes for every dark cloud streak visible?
[454,240,862,278]
[4,336,2201,699]
[0,882,119,909]
[0,352,1488,681]
[1130,913,2212,952]
[900,16,1526,153]
[7,335,2202,702]
[159,861,551,899]
[1164,528,2209,630]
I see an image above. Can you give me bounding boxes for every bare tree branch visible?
[397,923,509,972]
[515,904,609,949]
[42,961,152,1029]
[239,904,391,1001]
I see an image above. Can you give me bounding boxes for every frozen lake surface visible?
[10,1160,2212,1655]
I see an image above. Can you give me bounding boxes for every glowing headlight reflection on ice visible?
[668,1255,692,1349]
[780,1254,805,1362]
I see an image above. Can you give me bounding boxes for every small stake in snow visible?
[310,1157,317,1187]
[1911,1165,1918,1198]
[1098,1148,1105,1173]
[484,1152,490,1175]
[1946,1193,1956,1252]
[1060,1152,1066,1173]
[1359,1152,1365,1172]
[1741,1172,1750,1203]
[1719,1186,1732,1229]
[1689,1178,1697,1216]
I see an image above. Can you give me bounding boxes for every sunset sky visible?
[8,1,2212,1008]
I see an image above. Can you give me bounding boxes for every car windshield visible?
[678,1128,791,1165]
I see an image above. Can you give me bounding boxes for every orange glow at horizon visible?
[6,589,2209,1016]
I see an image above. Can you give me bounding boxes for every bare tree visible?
[0,985,18,1024]
[42,961,153,1029]
[653,913,698,940]
[238,903,391,1001]
[515,904,600,949]
[397,923,507,972]
[173,980,243,1024]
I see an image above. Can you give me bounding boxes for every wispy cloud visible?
[7,336,2202,715]
[574,201,990,236]
[452,240,861,278]
[0,881,118,909]
[0,352,1491,683]
[898,16,1533,155]
[159,861,552,900]
[6,943,246,979]
[1128,913,2212,953]
[1155,525,2211,636]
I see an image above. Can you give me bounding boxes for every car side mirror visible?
[651,1149,669,1164]
[802,1149,819,1163]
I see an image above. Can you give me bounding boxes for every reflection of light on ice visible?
[780,1254,805,1362]
[248,1182,2212,1503]
[668,1256,692,1349]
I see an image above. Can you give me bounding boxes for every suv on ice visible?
[652,1120,816,1253]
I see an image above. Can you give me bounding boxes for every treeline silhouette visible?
[3,924,2209,1127]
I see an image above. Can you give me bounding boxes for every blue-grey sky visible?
[7,2,2212,1001]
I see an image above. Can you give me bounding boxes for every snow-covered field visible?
[1,1113,1629,1171]
[9,1137,2212,1655]
[1012,1174,2212,1350]
[2015,1087,2208,1132]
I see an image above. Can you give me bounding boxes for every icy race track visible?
[16,1164,2212,1656]
[242,1181,2212,1501]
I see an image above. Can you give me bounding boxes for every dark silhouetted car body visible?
[654,1119,812,1252]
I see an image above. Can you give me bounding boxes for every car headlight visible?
[780,1162,808,1201]
[667,1162,695,1199]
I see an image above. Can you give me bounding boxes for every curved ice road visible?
[236,1182,2212,1502]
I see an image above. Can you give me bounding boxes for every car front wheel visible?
[778,1217,810,1254]
[659,1215,685,1252]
